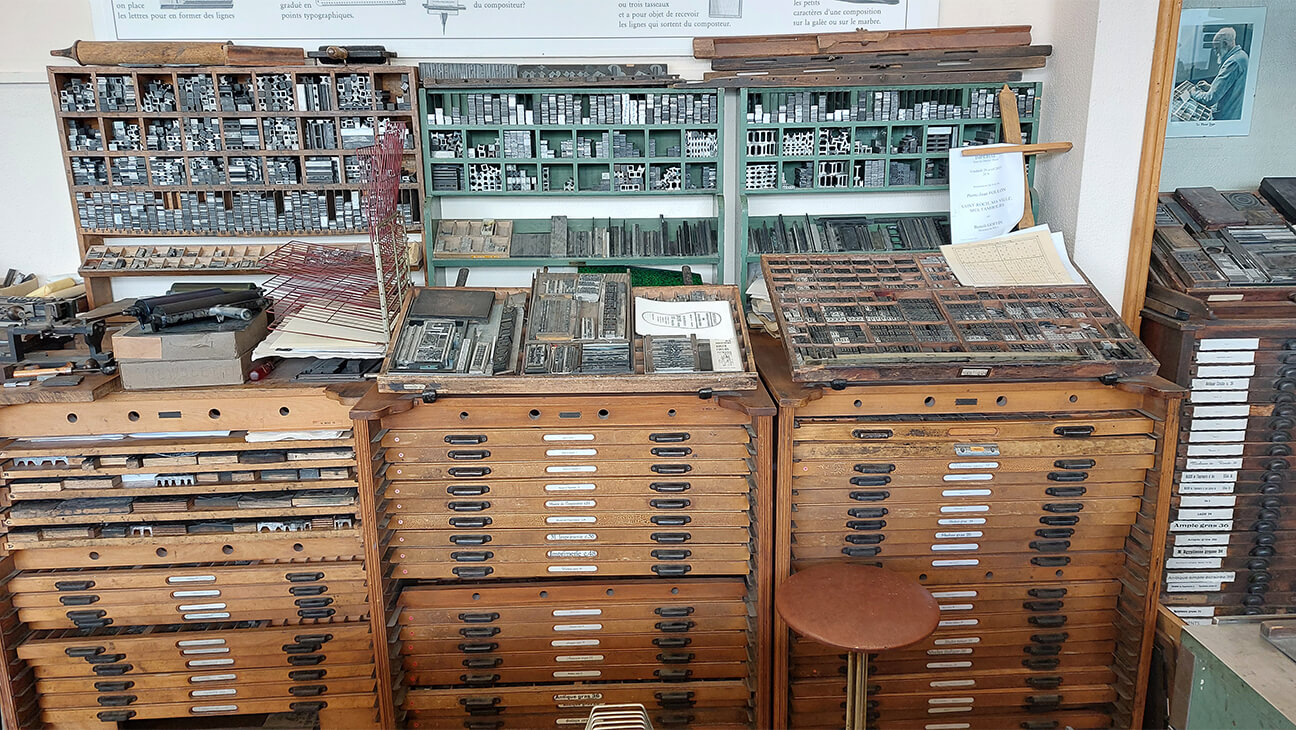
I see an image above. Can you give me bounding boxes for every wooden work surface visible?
[1182,622,1296,727]
[0,372,119,405]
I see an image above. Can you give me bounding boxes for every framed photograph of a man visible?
[1168,7,1265,138]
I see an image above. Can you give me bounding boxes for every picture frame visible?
[1167,6,1266,138]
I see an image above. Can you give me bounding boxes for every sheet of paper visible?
[948,144,1027,244]
[634,297,743,372]
[940,226,1086,287]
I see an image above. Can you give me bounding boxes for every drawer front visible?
[383,426,751,448]
[40,693,375,725]
[386,476,753,499]
[385,443,752,463]
[402,679,751,713]
[391,526,752,549]
[388,459,751,480]
[792,415,1154,442]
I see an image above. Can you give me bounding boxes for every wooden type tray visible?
[791,666,1118,696]
[383,442,752,462]
[405,708,752,730]
[832,710,1114,730]
[385,475,753,498]
[789,452,1157,476]
[377,285,760,395]
[9,529,365,569]
[34,662,376,696]
[8,561,367,593]
[761,253,1158,383]
[389,554,752,581]
[39,693,377,726]
[794,650,1117,679]
[390,526,752,548]
[402,679,751,712]
[380,425,751,447]
[790,412,1156,440]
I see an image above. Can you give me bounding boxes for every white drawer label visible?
[1187,444,1243,457]
[545,434,595,441]
[930,680,977,688]
[938,604,975,612]
[1189,417,1250,430]
[1169,606,1217,618]
[546,516,596,524]
[547,465,597,473]
[547,449,597,457]
[949,461,999,470]
[556,654,604,662]
[1196,365,1255,378]
[1189,391,1248,403]
[938,518,987,526]
[1180,470,1238,483]
[1196,351,1255,364]
[942,489,992,497]
[553,623,602,631]
[937,620,979,628]
[1177,483,1235,494]
[928,648,974,656]
[1176,508,1235,521]
[934,637,980,646]
[1191,405,1250,418]
[939,505,989,514]
[931,591,978,599]
[1184,458,1243,470]
[1191,378,1251,391]
[553,671,602,678]
[1188,431,1246,443]
[546,533,597,541]
[1174,533,1231,546]
[1165,581,1223,593]
[545,483,597,492]
[942,474,993,482]
[552,639,599,647]
[545,500,596,508]
[931,544,978,552]
[1200,338,1259,351]
[934,531,983,540]
[547,550,597,558]
[1173,546,1228,558]
[1171,520,1234,532]
[547,566,598,573]
[1166,557,1223,570]
[1180,495,1236,508]
[1167,571,1236,583]
[932,559,980,567]
[927,662,974,669]
[553,609,601,617]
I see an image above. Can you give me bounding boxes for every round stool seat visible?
[776,564,940,652]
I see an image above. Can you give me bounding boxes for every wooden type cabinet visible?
[0,381,394,728]
[754,334,1182,730]
[352,387,776,729]
[1142,305,1296,621]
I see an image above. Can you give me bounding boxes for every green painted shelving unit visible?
[419,86,726,280]
[737,82,1044,289]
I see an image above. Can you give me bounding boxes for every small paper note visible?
[948,144,1026,244]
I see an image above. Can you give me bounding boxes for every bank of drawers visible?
[380,419,757,581]
[17,622,376,726]
[1141,316,1296,620]
[783,407,1162,728]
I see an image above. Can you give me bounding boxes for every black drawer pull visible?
[466,722,505,730]
[1021,721,1060,729]
[652,464,692,475]
[448,485,489,497]
[451,551,494,563]
[1265,459,1290,471]
[97,711,136,722]
[1054,459,1095,470]
[1053,426,1094,438]
[464,657,503,669]
[1030,540,1070,553]
[854,463,896,474]
[657,713,696,727]
[1024,600,1064,612]
[96,694,137,707]
[655,691,696,708]
[1024,645,1060,656]
[652,550,691,561]
[294,597,334,609]
[846,520,886,531]
[1039,516,1079,526]
[282,643,319,654]
[653,637,691,648]
[656,608,693,618]
[1261,484,1283,495]
[290,685,326,697]
[1024,694,1062,707]
[1029,587,1067,599]
[452,561,494,576]
[852,429,894,440]
[842,546,881,558]
[1249,572,1273,584]
[849,490,891,502]
[1244,595,1267,606]
[446,434,487,445]
[650,433,691,443]
[1258,509,1282,522]
[450,534,492,545]
[59,595,99,606]
[449,449,491,460]
[55,580,95,591]
[1047,472,1088,483]
[461,697,501,709]
[849,476,892,488]
[1248,559,1272,571]
[289,670,326,681]
[290,585,327,597]
[657,652,695,664]
[460,627,500,638]
[1035,528,1074,540]
[846,533,884,545]
[293,633,333,645]
[297,608,336,619]
[458,642,499,653]
[288,655,325,666]
[67,609,107,620]
[650,498,691,510]
[1267,440,1292,451]
[93,663,133,676]
[87,653,125,664]
[290,702,328,713]
[449,467,492,478]
[1252,545,1276,557]
[1261,496,1283,509]
[1042,503,1082,513]
[461,673,501,686]
[459,612,500,624]
[652,565,692,577]
[1029,615,1068,628]
[651,532,691,543]
[449,501,491,512]
[651,515,691,526]
[650,482,691,493]
[1031,632,1069,644]
[655,668,692,681]
[1255,533,1277,546]
[1045,487,1087,498]
[286,572,324,583]
[65,646,104,658]
[848,507,888,519]
[651,447,692,458]
[450,517,492,528]
[94,681,134,692]
[75,619,112,629]
[1022,658,1060,670]
[1031,556,1071,567]
[656,620,695,632]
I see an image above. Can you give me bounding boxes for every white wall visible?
[0,0,1160,313]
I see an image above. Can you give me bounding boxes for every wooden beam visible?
[960,142,1074,157]
[1122,0,1184,328]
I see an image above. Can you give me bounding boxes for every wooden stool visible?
[776,564,940,729]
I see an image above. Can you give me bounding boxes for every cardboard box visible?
[119,350,255,390]
[112,311,270,362]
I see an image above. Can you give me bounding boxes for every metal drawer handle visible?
[849,476,891,487]
[651,549,692,561]
[449,517,492,528]
[1029,588,1067,599]
[450,501,491,512]
[650,482,691,493]
[1053,459,1095,470]
[842,546,881,558]
[1031,556,1071,568]
[463,657,503,669]
[59,595,99,606]
[294,597,334,609]
[651,532,691,544]
[1024,645,1060,656]
[1046,472,1088,483]
[93,664,133,676]
[449,449,491,460]
[654,668,693,681]
[655,607,695,618]
[446,434,487,445]
[848,508,887,519]
[448,466,491,478]
[1029,540,1071,553]
[1024,600,1064,612]
[1029,615,1068,628]
[852,429,894,440]
[462,673,501,686]
[651,464,692,475]
[650,499,691,510]
[657,652,695,664]
[96,694,137,707]
[289,670,326,681]
[289,685,326,697]
[450,551,494,563]
[297,608,336,619]
[1039,516,1079,526]
[288,655,325,666]
[651,516,690,526]
[458,612,500,624]
[1031,632,1069,644]
[453,566,494,579]
[846,534,884,545]
[854,463,896,474]
[293,633,333,644]
[289,586,327,597]
[849,490,890,502]
[1042,503,1082,513]
[1021,658,1060,671]
[1045,486,1087,498]
[94,681,135,692]
[1035,528,1074,539]
[55,580,95,591]
[653,637,690,649]
[1052,426,1094,437]
[458,642,499,653]
[87,653,125,664]
[448,485,489,496]
[286,572,324,583]
[450,534,492,545]
[65,646,104,658]
[651,565,692,577]
[651,447,692,458]
[846,520,886,531]
[655,621,695,632]
[96,711,137,722]
[289,701,328,713]
[650,433,691,443]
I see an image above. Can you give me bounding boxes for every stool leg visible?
[846,650,868,730]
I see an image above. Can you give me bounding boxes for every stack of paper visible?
[940,224,1085,288]
[253,302,388,361]
[744,278,780,335]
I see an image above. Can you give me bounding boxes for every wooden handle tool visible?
[51,41,304,67]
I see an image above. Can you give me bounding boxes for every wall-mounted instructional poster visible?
[91,0,939,57]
